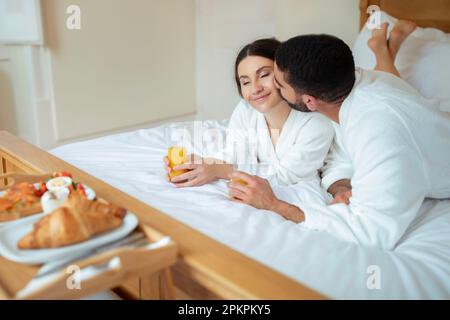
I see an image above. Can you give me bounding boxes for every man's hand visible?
[228,171,305,223]
[328,179,352,205]
[331,189,352,205]
[228,172,278,210]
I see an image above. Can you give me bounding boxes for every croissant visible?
[18,192,126,249]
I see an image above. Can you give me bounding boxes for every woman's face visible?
[237,56,283,113]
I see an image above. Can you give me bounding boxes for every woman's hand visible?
[169,162,220,187]
[227,171,278,210]
[165,153,234,187]
[164,153,201,182]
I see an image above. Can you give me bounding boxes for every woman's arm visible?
[165,100,250,188]
[205,160,235,180]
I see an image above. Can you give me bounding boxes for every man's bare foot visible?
[367,22,390,56]
[388,20,417,60]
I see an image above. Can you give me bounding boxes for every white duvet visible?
[51,120,450,299]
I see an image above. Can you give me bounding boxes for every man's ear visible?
[301,94,319,111]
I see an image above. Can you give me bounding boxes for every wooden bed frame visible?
[1,1,449,300]
[359,0,450,32]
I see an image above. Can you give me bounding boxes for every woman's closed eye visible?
[240,72,270,86]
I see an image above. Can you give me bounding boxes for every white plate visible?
[81,184,96,201]
[0,183,96,228]
[0,212,138,264]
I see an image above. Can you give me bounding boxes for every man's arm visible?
[300,111,427,250]
[321,132,353,192]
[228,172,305,223]
[272,199,305,223]
[229,110,427,250]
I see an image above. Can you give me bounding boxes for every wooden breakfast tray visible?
[0,173,178,300]
[17,224,178,300]
[0,172,53,191]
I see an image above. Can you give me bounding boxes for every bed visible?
[50,119,450,299]
[11,0,450,299]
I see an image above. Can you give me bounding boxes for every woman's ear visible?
[302,95,319,111]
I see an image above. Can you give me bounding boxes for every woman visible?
[165,38,334,188]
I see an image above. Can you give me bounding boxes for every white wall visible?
[0,0,360,148]
[0,45,17,135]
[42,0,197,142]
[195,0,276,120]
[0,0,197,149]
[195,0,360,120]
[0,45,40,144]
[275,0,359,46]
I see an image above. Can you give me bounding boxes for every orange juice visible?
[231,178,247,185]
[167,146,188,179]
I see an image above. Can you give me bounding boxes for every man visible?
[228,34,450,250]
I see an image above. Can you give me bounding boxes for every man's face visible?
[273,62,310,112]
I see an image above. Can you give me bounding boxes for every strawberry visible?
[34,182,48,197]
[77,183,87,197]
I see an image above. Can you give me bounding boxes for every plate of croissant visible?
[0,192,139,264]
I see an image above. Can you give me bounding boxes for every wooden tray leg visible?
[160,268,175,300]
[140,268,176,300]
[140,273,160,299]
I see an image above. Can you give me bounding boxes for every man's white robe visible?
[301,68,450,250]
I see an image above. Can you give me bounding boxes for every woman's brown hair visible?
[234,38,281,97]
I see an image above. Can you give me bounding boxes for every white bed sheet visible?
[50,120,450,299]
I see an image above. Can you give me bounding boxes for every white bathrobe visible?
[299,68,450,250]
[209,99,334,186]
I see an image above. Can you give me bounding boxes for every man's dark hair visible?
[234,38,281,96]
[275,34,356,103]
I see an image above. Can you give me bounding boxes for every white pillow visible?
[353,11,450,112]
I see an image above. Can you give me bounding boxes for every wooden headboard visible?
[359,0,450,33]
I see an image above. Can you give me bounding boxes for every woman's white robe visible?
[210,100,334,186]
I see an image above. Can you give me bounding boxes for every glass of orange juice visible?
[167,146,189,180]
[230,163,258,185]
